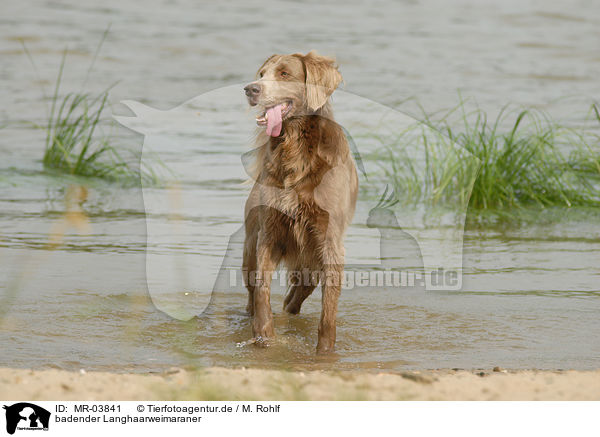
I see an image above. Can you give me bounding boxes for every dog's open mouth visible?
[256,101,292,137]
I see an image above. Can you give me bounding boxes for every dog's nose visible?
[244,82,261,97]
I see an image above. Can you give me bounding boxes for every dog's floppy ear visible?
[255,54,279,78]
[302,51,342,112]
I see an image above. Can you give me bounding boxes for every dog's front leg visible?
[252,233,280,341]
[317,244,344,354]
[317,263,342,353]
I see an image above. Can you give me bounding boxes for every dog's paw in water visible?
[236,336,272,348]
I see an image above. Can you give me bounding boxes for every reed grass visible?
[42,52,160,185]
[374,100,600,216]
[21,29,162,186]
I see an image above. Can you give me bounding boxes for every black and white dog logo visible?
[3,403,50,435]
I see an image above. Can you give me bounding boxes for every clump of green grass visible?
[375,126,479,209]
[376,100,600,216]
[42,53,159,185]
[21,28,162,186]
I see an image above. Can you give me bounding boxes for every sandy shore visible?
[1,367,599,401]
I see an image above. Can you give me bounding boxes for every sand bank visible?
[1,367,598,401]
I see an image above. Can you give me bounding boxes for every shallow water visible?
[1,0,599,373]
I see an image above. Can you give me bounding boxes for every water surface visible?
[1,0,599,372]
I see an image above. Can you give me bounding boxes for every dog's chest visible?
[257,132,329,234]
[258,183,316,220]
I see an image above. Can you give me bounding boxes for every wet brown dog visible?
[242,52,358,353]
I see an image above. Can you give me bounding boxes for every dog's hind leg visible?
[283,257,319,314]
[284,283,317,314]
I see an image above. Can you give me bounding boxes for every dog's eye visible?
[259,72,264,78]
[280,71,289,78]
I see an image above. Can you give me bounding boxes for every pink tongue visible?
[265,104,283,137]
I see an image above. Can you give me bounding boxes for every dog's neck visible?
[258,101,338,189]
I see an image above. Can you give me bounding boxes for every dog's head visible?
[244,51,343,137]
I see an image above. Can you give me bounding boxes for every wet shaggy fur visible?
[242,52,358,353]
